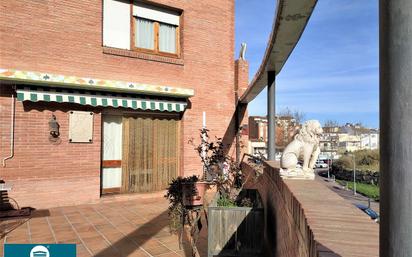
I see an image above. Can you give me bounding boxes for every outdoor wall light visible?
[49,114,60,138]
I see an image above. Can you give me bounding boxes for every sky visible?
[235,0,379,128]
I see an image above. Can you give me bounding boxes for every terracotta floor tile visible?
[2,197,207,257]
[116,245,147,257]
[54,232,78,239]
[162,241,186,252]
[101,232,124,243]
[78,231,102,240]
[5,237,31,244]
[158,235,180,243]
[57,238,82,244]
[154,252,182,257]
[85,241,110,253]
[93,248,120,257]
[127,249,150,257]
[138,239,163,248]
[31,237,56,244]
[144,245,171,256]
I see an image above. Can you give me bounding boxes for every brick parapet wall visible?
[242,161,379,257]
[242,161,316,257]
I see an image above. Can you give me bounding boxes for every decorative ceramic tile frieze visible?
[0,68,194,97]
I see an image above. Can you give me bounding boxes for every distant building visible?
[360,129,379,150]
[320,124,379,160]
[248,115,299,157]
[338,133,362,152]
[248,116,268,142]
[248,116,268,157]
[320,123,379,156]
[319,126,340,159]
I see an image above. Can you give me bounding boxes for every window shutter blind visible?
[103,0,131,49]
[133,2,180,26]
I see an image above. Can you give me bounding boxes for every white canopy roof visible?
[240,0,318,103]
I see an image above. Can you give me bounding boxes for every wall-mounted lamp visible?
[49,114,60,138]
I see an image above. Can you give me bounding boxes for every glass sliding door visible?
[101,115,123,194]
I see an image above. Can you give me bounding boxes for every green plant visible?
[189,128,245,202]
[217,195,236,207]
[337,180,380,200]
[334,149,379,172]
[165,175,198,233]
[239,197,253,207]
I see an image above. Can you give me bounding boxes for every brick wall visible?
[0,86,102,208]
[235,59,249,161]
[242,161,380,257]
[242,161,316,257]
[0,0,236,208]
[235,59,249,98]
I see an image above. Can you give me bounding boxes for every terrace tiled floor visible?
[1,196,207,257]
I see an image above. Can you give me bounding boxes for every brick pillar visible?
[234,58,249,162]
[235,59,249,98]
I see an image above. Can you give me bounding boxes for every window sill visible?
[103,47,184,66]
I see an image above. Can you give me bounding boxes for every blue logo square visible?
[4,244,76,257]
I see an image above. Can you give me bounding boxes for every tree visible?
[277,107,306,124]
[324,120,339,127]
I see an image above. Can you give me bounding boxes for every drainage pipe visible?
[2,86,16,167]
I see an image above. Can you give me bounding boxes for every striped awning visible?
[16,87,187,112]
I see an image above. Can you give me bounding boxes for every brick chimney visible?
[234,58,249,100]
[234,58,249,161]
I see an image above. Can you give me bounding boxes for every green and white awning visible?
[16,87,187,112]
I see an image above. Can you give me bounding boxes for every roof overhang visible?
[0,68,194,98]
[240,0,318,103]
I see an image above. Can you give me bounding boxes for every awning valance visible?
[16,87,187,112]
[1,68,194,98]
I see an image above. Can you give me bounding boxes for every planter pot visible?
[182,181,210,207]
[208,189,264,257]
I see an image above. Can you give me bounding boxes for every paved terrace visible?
[1,197,207,257]
[1,163,379,257]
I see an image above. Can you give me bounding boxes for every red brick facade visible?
[0,86,102,207]
[0,0,248,208]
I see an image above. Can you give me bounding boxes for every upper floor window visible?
[103,0,181,57]
[133,2,180,56]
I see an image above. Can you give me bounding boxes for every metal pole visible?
[380,1,412,256]
[267,71,276,161]
[235,104,240,164]
[353,154,356,195]
[327,154,330,179]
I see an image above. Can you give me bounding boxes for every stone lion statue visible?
[281,120,323,178]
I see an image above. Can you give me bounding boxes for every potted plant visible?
[165,128,233,232]
[191,128,246,205]
[166,128,264,256]
[187,129,264,257]
[165,175,199,234]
